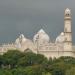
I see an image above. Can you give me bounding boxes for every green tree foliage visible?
[0,49,75,75]
[17,52,47,67]
[0,69,12,75]
[2,50,24,68]
[65,67,75,75]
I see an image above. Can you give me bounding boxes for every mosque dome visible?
[15,34,35,51]
[33,29,50,43]
[38,29,46,34]
[19,34,27,42]
[15,34,27,45]
[55,32,65,43]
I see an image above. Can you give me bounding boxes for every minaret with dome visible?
[64,8,72,51]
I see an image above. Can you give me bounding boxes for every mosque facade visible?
[0,8,75,58]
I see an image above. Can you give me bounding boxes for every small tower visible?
[64,8,72,51]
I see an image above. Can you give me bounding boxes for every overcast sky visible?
[0,0,75,44]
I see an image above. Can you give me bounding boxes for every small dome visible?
[19,34,27,41]
[33,29,50,43]
[65,8,71,15]
[55,32,65,43]
[19,34,25,39]
[60,32,64,36]
[15,34,27,45]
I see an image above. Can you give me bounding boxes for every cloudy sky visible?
[0,0,75,44]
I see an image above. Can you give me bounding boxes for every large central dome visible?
[33,29,50,44]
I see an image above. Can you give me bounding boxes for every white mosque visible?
[0,8,75,58]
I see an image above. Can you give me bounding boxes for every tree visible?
[42,72,52,75]
[17,52,47,67]
[24,65,46,75]
[65,67,75,75]
[0,55,3,68]
[0,69,12,75]
[2,50,24,68]
[11,68,26,75]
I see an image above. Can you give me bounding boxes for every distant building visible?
[0,8,74,58]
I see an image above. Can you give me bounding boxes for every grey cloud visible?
[0,0,75,44]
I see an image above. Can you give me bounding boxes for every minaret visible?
[64,8,72,51]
